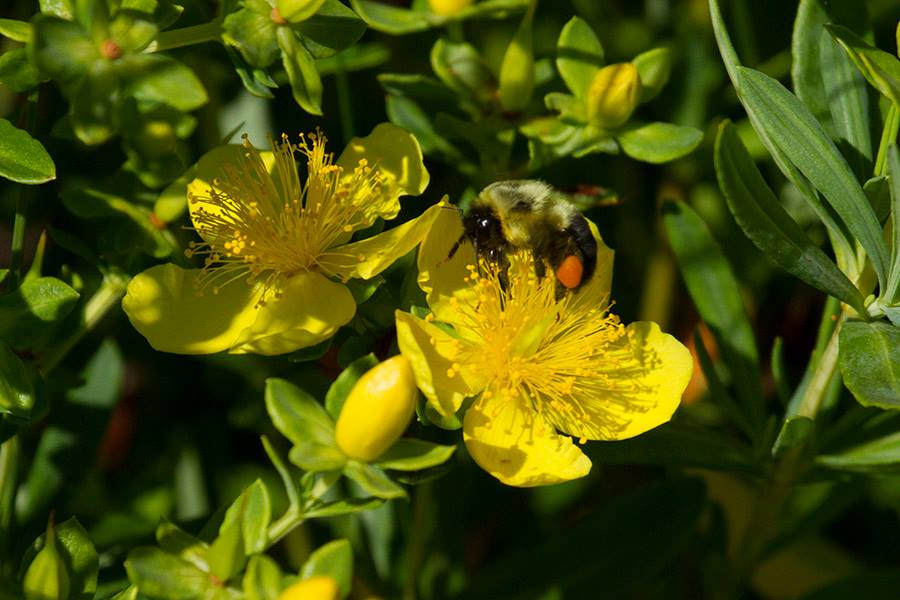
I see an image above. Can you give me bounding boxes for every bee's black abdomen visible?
[567,213,597,286]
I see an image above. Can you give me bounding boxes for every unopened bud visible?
[278,576,340,600]
[427,0,474,17]
[24,520,70,600]
[586,63,642,129]
[275,0,326,24]
[335,355,417,462]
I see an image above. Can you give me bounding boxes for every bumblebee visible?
[448,180,598,294]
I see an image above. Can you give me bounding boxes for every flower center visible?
[454,253,641,437]
[185,133,386,304]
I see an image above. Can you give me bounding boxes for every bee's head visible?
[462,206,505,250]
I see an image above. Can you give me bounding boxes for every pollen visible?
[186,132,387,305]
[453,251,652,440]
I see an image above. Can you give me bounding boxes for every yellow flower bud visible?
[427,0,474,17]
[278,576,340,600]
[586,63,642,129]
[335,355,417,462]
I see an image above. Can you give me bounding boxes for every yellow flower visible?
[123,123,441,355]
[395,209,692,487]
[279,576,340,600]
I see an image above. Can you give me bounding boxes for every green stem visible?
[875,103,899,177]
[146,20,223,53]
[403,481,432,600]
[38,273,129,376]
[795,313,845,419]
[0,436,19,568]
[266,508,304,547]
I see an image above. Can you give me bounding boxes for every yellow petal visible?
[548,321,692,441]
[395,310,482,417]
[229,271,356,355]
[318,202,446,281]
[463,388,592,487]
[415,206,480,326]
[186,144,277,244]
[122,264,261,354]
[336,123,430,220]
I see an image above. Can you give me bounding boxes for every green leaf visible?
[662,200,764,433]
[826,24,900,107]
[242,555,282,600]
[0,341,34,418]
[710,0,858,277]
[839,320,900,409]
[735,66,890,289]
[772,416,814,458]
[0,48,43,92]
[125,547,209,598]
[820,28,872,179]
[295,0,366,59]
[885,145,900,303]
[375,438,456,471]
[155,519,210,572]
[277,27,322,115]
[325,353,378,420]
[121,54,208,112]
[302,496,384,518]
[430,38,495,105]
[498,0,535,111]
[348,0,429,35]
[30,15,96,83]
[714,120,866,314]
[544,92,586,123]
[0,276,79,348]
[617,121,702,164]
[23,519,70,600]
[555,16,604,98]
[818,430,900,473]
[265,378,345,471]
[300,539,353,599]
[342,461,406,499]
[0,18,32,42]
[53,518,99,600]
[0,119,55,184]
[39,0,74,18]
[208,522,245,583]
[632,46,671,103]
[223,7,280,68]
[221,479,271,555]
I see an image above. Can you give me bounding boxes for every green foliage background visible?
[1,0,900,598]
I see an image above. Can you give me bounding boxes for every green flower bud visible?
[23,520,70,600]
[275,0,326,24]
[586,63,642,129]
[335,356,417,462]
[427,0,474,17]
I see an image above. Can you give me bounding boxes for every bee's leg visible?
[445,232,468,262]
[531,250,547,281]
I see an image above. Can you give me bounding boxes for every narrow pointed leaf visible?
[735,66,889,288]
[714,120,866,314]
[663,200,764,433]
